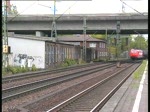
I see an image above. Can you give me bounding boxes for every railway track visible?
[46,63,140,112]
[2,60,141,112]
[2,60,135,85]
[3,63,112,89]
[2,63,99,84]
[2,63,115,102]
[2,59,134,84]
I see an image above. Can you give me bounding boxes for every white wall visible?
[8,37,45,68]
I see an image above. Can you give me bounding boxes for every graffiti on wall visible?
[14,54,43,68]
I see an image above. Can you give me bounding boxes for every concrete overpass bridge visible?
[7,13,148,36]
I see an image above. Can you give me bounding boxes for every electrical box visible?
[3,45,11,53]
[3,45,8,53]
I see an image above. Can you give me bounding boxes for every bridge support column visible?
[36,31,44,37]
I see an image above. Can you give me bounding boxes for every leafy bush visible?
[79,60,86,64]
[21,67,29,73]
[16,66,23,73]
[2,64,38,76]
[60,63,68,67]
[6,65,13,72]
[31,64,37,71]
[2,68,8,76]
[10,67,18,74]
[60,59,78,67]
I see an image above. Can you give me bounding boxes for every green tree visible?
[9,4,18,15]
[91,34,106,40]
[129,35,148,50]
[119,35,133,51]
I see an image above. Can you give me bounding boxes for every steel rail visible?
[90,64,140,112]
[2,63,115,102]
[46,63,140,112]
[2,63,99,83]
[2,59,134,83]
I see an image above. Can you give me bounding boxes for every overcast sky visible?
[10,0,148,15]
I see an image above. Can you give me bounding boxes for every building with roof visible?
[57,34,108,61]
[6,33,108,69]
[7,33,81,69]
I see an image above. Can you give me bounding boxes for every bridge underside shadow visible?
[10,29,148,35]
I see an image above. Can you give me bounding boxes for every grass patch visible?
[133,60,147,80]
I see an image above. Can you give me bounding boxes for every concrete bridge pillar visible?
[36,31,44,37]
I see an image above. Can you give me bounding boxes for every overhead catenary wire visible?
[7,1,37,22]
[37,1,79,21]
[56,1,78,21]
[120,0,146,16]
[38,3,51,8]
[51,0,78,38]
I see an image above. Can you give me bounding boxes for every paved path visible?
[100,61,148,112]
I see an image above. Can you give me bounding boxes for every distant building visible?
[57,34,108,60]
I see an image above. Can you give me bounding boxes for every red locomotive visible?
[129,49,148,60]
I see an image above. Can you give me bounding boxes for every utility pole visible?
[105,28,109,60]
[116,21,121,60]
[83,17,87,61]
[3,0,9,68]
[51,0,57,40]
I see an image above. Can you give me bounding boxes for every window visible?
[102,43,104,48]
[99,43,102,48]
[103,43,105,48]
[90,43,96,48]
